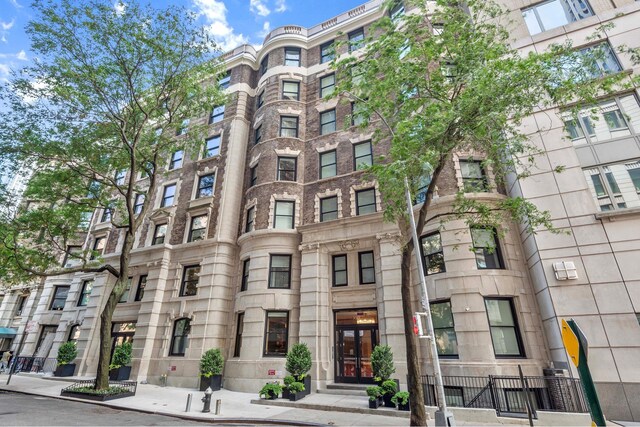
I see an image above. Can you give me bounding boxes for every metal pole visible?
[185,393,192,412]
[403,177,454,426]
[6,324,30,385]
[215,399,221,415]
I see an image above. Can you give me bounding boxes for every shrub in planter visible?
[282,375,295,399]
[381,379,398,408]
[287,381,306,401]
[55,341,77,377]
[109,342,132,381]
[392,391,410,411]
[366,385,383,409]
[199,348,224,391]
[259,382,282,400]
[286,343,312,396]
[371,345,395,382]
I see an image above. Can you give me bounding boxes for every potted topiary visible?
[285,343,312,397]
[366,385,384,409]
[55,341,77,377]
[381,379,398,408]
[371,345,398,407]
[282,375,295,400]
[109,341,132,381]
[199,348,224,391]
[259,382,282,400]
[287,381,306,401]
[392,391,410,411]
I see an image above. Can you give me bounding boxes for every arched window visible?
[68,324,81,342]
[170,318,191,356]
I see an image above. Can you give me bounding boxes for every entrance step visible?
[320,383,368,396]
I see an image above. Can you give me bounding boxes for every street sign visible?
[561,319,580,367]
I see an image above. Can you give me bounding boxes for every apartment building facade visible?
[0,0,639,421]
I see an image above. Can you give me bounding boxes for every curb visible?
[0,386,328,426]
[250,398,411,419]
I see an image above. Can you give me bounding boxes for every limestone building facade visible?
[1,0,639,421]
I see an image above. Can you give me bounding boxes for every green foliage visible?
[56,341,77,366]
[67,386,130,396]
[199,348,224,377]
[366,385,384,401]
[258,382,282,399]
[109,341,132,369]
[288,381,305,393]
[381,379,398,396]
[285,343,312,379]
[371,345,395,382]
[392,391,410,406]
[283,375,295,387]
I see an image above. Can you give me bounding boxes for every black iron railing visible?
[421,374,589,418]
[11,356,57,374]
[61,379,138,394]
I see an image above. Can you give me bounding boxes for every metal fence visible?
[61,379,138,395]
[11,356,57,374]
[421,374,589,418]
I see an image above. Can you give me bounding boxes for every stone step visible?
[325,383,370,391]
[316,388,367,396]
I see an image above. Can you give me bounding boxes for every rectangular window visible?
[115,170,126,186]
[170,318,190,356]
[349,28,365,52]
[63,246,82,268]
[282,81,300,100]
[260,55,269,76]
[264,311,289,356]
[460,160,488,192]
[277,157,297,181]
[245,206,255,233]
[578,42,622,80]
[320,109,336,135]
[218,71,231,89]
[320,41,334,64]
[358,251,375,284]
[161,183,176,207]
[431,300,458,357]
[14,295,26,316]
[280,116,298,138]
[356,188,376,215]
[176,119,189,136]
[319,74,335,98]
[351,102,365,126]
[319,150,338,179]
[584,161,640,211]
[421,232,446,274]
[133,193,145,215]
[485,298,525,358]
[204,136,221,158]
[320,196,338,222]
[90,237,105,260]
[353,141,373,170]
[153,224,167,245]
[250,165,258,187]
[234,313,244,357]
[522,0,594,36]
[77,280,93,307]
[196,174,215,198]
[209,105,225,124]
[389,1,405,21]
[180,265,200,297]
[119,278,131,303]
[50,286,70,311]
[100,204,112,223]
[269,255,292,289]
[284,47,301,67]
[169,150,183,170]
[240,259,250,292]
[257,90,265,109]
[471,228,504,269]
[188,215,208,242]
[135,275,147,302]
[254,125,263,145]
[332,254,347,287]
[274,200,295,229]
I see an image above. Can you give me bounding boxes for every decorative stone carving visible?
[338,239,360,250]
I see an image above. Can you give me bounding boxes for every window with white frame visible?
[274,200,295,229]
[188,215,208,242]
[320,196,338,222]
[196,174,215,198]
[209,105,225,124]
[320,109,336,135]
[584,161,640,211]
[319,74,335,98]
[204,136,221,158]
[522,0,594,36]
[320,150,337,179]
[161,184,176,207]
[282,81,300,101]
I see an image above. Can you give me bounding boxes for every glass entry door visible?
[335,309,378,384]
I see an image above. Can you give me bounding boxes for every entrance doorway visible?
[334,309,378,384]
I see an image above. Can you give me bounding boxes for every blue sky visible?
[0,0,366,82]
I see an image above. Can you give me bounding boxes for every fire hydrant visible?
[202,387,212,413]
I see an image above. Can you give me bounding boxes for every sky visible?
[0,0,367,83]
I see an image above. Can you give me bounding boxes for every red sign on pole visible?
[413,316,419,335]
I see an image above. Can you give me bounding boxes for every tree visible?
[331,0,638,425]
[0,0,225,390]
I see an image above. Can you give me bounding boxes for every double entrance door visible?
[335,309,378,384]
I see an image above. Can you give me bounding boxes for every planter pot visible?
[282,389,290,400]
[54,363,76,377]
[266,390,279,400]
[302,375,311,396]
[383,393,395,408]
[397,400,410,411]
[109,366,131,381]
[199,374,222,392]
[368,399,380,409]
[288,391,305,401]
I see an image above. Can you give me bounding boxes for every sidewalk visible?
[0,373,582,426]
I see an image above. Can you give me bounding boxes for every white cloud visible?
[192,0,248,51]
[114,2,126,16]
[257,21,271,39]
[9,0,22,9]
[275,0,287,13]
[16,50,27,61]
[250,0,270,17]
[1,19,15,31]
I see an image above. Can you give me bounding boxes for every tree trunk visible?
[401,246,427,426]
